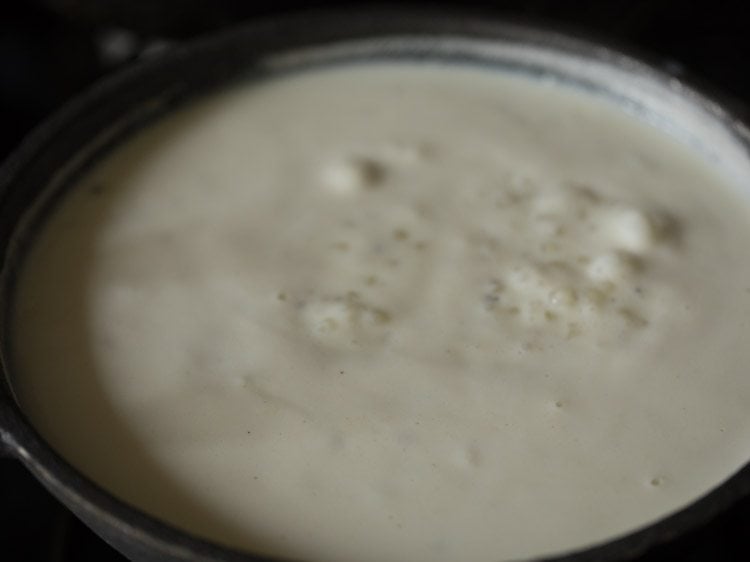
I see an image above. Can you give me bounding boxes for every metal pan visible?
[1,8,749,561]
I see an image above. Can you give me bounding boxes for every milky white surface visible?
[13,63,750,561]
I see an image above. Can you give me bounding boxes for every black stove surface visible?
[1,2,749,560]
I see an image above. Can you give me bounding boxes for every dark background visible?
[1,1,749,560]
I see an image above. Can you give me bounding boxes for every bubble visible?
[586,251,636,284]
[649,476,665,487]
[604,206,655,252]
[321,156,386,194]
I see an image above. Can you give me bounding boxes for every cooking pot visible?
[1,8,749,561]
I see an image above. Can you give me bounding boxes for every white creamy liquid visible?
[12,63,750,561]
